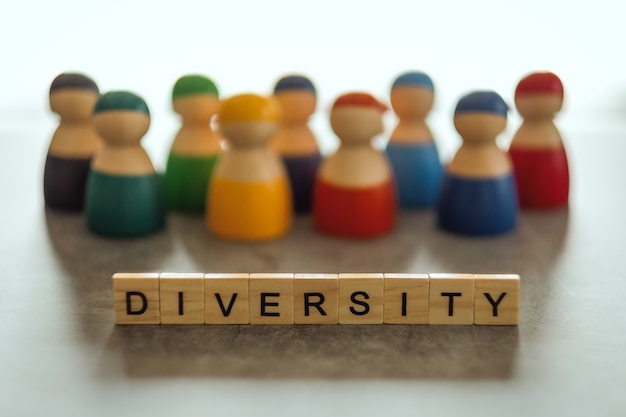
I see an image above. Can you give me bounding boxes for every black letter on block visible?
[304,293,326,316]
[178,292,184,315]
[350,291,370,316]
[261,293,280,317]
[441,292,462,316]
[401,292,408,316]
[484,292,507,317]
[215,293,238,317]
[126,292,148,315]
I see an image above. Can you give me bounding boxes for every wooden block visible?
[113,273,160,324]
[294,274,338,324]
[204,273,250,324]
[383,273,429,324]
[428,273,475,325]
[249,273,294,324]
[159,273,204,324]
[474,274,520,325]
[338,273,383,324]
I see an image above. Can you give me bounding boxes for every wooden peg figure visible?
[44,72,101,210]
[509,71,569,209]
[386,71,443,208]
[85,91,165,237]
[438,91,517,235]
[207,94,292,241]
[164,74,220,213]
[313,92,396,238]
[271,75,321,214]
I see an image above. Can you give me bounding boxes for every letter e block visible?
[159,273,204,324]
[338,273,383,324]
[474,274,520,325]
[294,274,338,324]
[249,273,294,324]
[205,273,250,324]
[113,273,160,324]
[383,273,429,324]
[428,273,474,325]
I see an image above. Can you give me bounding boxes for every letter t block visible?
[113,273,160,324]
[428,273,474,325]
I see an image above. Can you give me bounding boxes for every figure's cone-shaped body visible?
[44,72,101,211]
[313,92,396,238]
[509,71,569,209]
[438,91,518,236]
[386,71,443,208]
[207,94,292,241]
[85,91,165,237]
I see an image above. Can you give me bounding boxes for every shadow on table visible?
[101,324,519,380]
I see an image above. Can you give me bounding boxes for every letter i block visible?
[338,273,383,324]
[383,273,429,324]
[113,273,160,324]
[294,274,338,324]
[428,273,474,325]
[205,273,250,324]
[249,273,294,324]
[159,273,205,324]
[474,274,520,325]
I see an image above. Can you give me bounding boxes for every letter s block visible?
[338,273,383,324]
[113,273,160,324]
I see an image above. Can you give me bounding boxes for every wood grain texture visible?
[113,273,160,324]
[338,273,383,324]
[294,273,338,324]
[204,273,250,324]
[159,273,204,324]
[428,273,475,325]
[249,273,294,324]
[383,273,429,324]
[474,274,520,325]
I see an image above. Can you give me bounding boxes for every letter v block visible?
[205,273,250,324]
[113,273,160,324]
[428,273,474,325]
[474,274,520,325]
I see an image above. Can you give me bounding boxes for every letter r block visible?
[474,274,520,325]
[249,273,294,324]
[338,273,383,324]
[428,273,474,325]
[113,273,160,324]
[294,274,338,324]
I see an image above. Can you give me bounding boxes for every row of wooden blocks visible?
[113,273,520,325]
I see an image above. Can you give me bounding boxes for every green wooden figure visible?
[85,91,165,237]
[164,75,221,212]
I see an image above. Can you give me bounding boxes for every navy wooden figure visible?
[438,91,518,235]
[271,75,321,214]
[44,73,100,210]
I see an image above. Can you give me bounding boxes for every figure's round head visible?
[273,74,317,124]
[49,72,100,120]
[330,92,387,144]
[172,74,220,121]
[453,91,508,144]
[93,91,150,145]
[515,71,564,119]
[218,93,280,147]
[390,71,434,119]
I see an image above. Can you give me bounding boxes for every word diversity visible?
[113,272,520,326]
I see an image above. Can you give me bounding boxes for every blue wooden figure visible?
[438,91,518,235]
[386,71,443,209]
[271,75,321,214]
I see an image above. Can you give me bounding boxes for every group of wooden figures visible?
[44,70,569,240]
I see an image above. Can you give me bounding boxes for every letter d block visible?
[428,273,474,325]
[113,273,160,324]
[474,274,520,325]
[338,273,383,324]
[159,273,204,324]
[249,273,294,324]
[205,273,250,324]
[294,274,338,324]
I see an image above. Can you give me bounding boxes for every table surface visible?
[1,109,625,417]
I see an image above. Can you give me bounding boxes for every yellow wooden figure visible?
[206,94,292,241]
